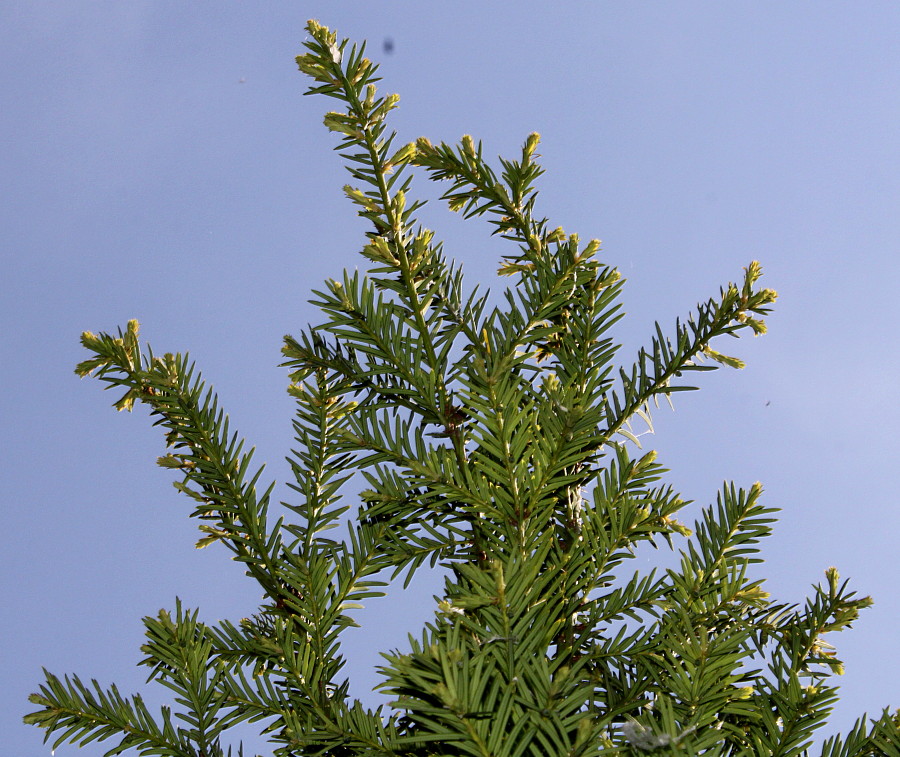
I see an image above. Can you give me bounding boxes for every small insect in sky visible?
[383,37,394,54]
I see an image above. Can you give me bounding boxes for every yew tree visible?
[26,20,898,757]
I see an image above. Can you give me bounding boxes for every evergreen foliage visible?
[26,20,898,757]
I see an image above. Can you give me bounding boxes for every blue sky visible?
[4,3,899,755]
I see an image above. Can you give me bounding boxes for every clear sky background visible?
[4,3,899,755]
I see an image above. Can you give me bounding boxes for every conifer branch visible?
[28,20,888,757]
[75,321,284,597]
